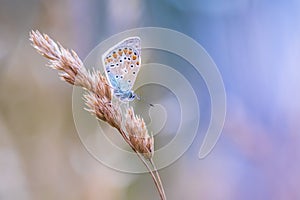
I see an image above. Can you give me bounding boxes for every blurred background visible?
[1,0,300,199]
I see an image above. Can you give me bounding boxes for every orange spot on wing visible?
[132,55,137,60]
[118,49,123,56]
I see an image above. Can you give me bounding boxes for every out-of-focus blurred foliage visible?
[1,0,300,199]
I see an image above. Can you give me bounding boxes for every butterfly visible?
[102,37,141,102]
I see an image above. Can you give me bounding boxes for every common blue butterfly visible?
[102,37,141,101]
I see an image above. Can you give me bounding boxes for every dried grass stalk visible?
[29,30,149,148]
[29,30,166,200]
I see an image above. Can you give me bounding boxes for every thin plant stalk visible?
[150,159,166,199]
[116,127,166,200]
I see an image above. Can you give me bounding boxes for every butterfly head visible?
[128,91,136,101]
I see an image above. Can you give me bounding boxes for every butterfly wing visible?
[102,37,141,92]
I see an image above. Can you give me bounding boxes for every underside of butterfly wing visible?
[102,37,142,97]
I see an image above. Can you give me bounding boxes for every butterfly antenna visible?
[136,94,154,107]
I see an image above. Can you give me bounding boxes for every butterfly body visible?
[102,37,141,102]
